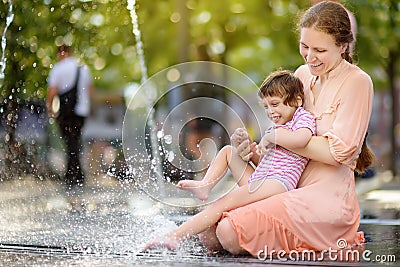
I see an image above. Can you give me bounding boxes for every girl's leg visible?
[177,145,254,200]
[144,178,287,251]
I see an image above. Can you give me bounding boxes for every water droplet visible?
[167,151,174,162]
[157,130,164,139]
[164,134,172,144]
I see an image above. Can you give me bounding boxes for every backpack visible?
[58,66,81,118]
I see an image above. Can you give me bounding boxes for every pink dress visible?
[222,60,373,256]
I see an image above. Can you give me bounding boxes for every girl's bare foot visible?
[143,236,179,251]
[176,180,212,201]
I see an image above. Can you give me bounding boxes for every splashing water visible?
[0,0,14,81]
[127,0,147,84]
[126,0,165,194]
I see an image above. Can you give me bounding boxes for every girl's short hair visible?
[258,69,304,107]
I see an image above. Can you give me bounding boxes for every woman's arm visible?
[295,71,373,167]
[291,135,339,166]
[263,127,338,165]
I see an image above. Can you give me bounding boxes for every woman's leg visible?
[144,179,287,251]
[198,224,224,252]
[177,145,254,200]
[216,218,248,255]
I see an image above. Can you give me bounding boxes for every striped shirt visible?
[249,107,316,191]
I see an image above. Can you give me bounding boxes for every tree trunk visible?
[388,50,399,178]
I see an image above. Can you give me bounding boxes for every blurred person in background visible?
[47,45,94,211]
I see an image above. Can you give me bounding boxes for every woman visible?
[145,1,374,257]
[215,1,374,256]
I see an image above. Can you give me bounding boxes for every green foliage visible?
[0,0,398,102]
[354,0,400,89]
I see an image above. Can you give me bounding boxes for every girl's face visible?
[262,96,298,125]
[299,27,347,77]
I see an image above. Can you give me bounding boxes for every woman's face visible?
[299,27,347,77]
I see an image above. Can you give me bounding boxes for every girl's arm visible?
[265,127,312,149]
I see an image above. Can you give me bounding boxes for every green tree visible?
[356,0,400,176]
[0,0,398,177]
[0,0,136,177]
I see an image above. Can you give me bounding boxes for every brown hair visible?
[300,1,375,173]
[258,69,304,108]
[299,1,354,63]
[355,133,375,174]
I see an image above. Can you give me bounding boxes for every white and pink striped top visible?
[249,107,316,191]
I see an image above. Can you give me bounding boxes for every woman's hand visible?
[257,132,275,155]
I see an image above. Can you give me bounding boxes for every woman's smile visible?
[309,62,323,68]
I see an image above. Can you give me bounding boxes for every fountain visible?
[122,0,268,211]
[0,0,13,138]
[125,0,165,196]
[0,0,13,81]
[122,62,267,208]
[0,6,267,259]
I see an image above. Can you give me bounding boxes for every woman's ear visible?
[341,43,349,54]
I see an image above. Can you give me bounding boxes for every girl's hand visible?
[237,139,257,161]
[230,128,250,148]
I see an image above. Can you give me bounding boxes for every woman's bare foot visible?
[176,180,212,201]
[143,236,179,251]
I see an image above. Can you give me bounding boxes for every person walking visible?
[47,45,94,210]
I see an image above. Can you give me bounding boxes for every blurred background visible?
[0,0,399,181]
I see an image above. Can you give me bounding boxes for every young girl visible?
[144,69,316,251]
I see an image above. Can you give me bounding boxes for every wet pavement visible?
[0,173,399,266]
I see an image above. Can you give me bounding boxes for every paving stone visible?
[0,174,398,266]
